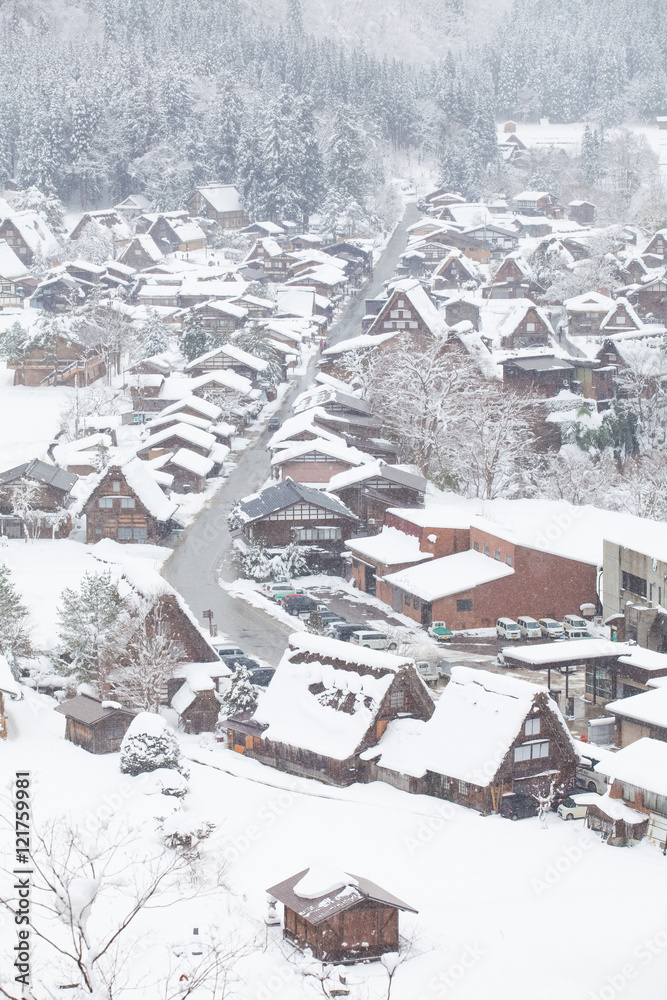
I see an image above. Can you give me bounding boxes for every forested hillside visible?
[0,0,665,217]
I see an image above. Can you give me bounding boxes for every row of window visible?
[99,497,135,508]
[514,740,549,762]
[293,527,341,541]
[442,776,470,795]
[267,504,337,521]
[621,570,647,598]
[472,540,512,565]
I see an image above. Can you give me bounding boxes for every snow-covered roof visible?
[121,234,163,263]
[3,210,59,254]
[275,286,316,318]
[564,291,615,312]
[268,409,345,450]
[146,412,212,433]
[598,737,667,798]
[499,300,554,339]
[600,297,642,331]
[170,220,206,243]
[267,867,417,923]
[327,459,426,494]
[236,478,358,524]
[188,370,252,395]
[171,664,216,715]
[606,685,667,728]
[0,238,30,279]
[512,190,550,202]
[384,549,514,602]
[251,634,414,760]
[501,638,622,666]
[159,396,222,421]
[141,422,216,453]
[367,280,449,339]
[372,667,563,785]
[120,458,179,522]
[167,448,215,477]
[185,342,269,373]
[387,505,473,530]
[289,263,348,287]
[446,204,492,228]
[346,527,434,567]
[270,437,373,468]
[196,184,243,214]
[322,330,399,356]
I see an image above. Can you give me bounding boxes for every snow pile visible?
[293,865,358,899]
[346,527,434,567]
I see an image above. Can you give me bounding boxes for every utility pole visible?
[202,609,214,635]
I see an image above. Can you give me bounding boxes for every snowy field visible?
[497,120,666,155]
[0,363,73,470]
[2,690,667,1000]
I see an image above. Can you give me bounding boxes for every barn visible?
[55,694,136,754]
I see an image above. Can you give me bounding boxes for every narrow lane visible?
[162,202,420,663]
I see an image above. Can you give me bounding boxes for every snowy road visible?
[162,203,421,664]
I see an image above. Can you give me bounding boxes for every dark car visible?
[325,622,370,642]
[221,655,261,672]
[267,417,281,431]
[248,667,275,687]
[500,794,538,821]
[281,595,320,616]
[317,612,346,625]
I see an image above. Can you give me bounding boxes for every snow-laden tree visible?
[0,563,33,678]
[240,541,272,582]
[615,349,667,451]
[218,665,258,720]
[137,308,170,358]
[71,220,114,265]
[180,309,210,362]
[0,320,29,364]
[55,571,129,693]
[114,598,186,713]
[205,73,243,183]
[120,713,185,776]
[10,184,66,233]
[234,323,281,385]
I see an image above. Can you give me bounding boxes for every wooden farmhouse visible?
[634,272,667,323]
[0,209,59,265]
[233,478,359,551]
[55,694,136,754]
[568,200,597,225]
[643,229,667,261]
[270,438,372,486]
[0,459,77,538]
[69,209,132,245]
[53,433,113,476]
[243,238,295,280]
[435,293,481,330]
[599,297,643,334]
[500,355,576,397]
[141,590,220,664]
[82,459,179,544]
[113,193,151,219]
[9,332,105,387]
[0,238,32,308]
[564,292,615,336]
[171,665,220,734]
[430,250,480,291]
[462,222,519,259]
[135,212,206,253]
[484,253,543,301]
[327,460,426,535]
[185,343,270,383]
[406,229,491,264]
[149,448,216,493]
[0,655,21,739]
[511,190,561,218]
[157,396,222,424]
[187,185,247,229]
[175,299,248,337]
[367,667,577,810]
[267,867,417,964]
[586,738,667,848]
[136,422,218,461]
[225,633,434,785]
[116,234,164,271]
[364,280,448,342]
[497,301,554,349]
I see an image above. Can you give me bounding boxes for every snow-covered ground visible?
[2,689,667,999]
[0,363,73,469]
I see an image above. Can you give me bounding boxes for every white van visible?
[496,618,521,640]
[539,618,564,638]
[517,616,541,638]
[563,614,591,639]
[350,630,398,651]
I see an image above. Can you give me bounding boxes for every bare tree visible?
[114,598,186,712]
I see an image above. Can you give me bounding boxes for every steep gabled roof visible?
[267,868,417,923]
[236,478,358,524]
[0,459,77,493]
[185,342,269,373]
[194,184,243,214]
[270,437,373,468]
[600,296,642,330]
[327,459,426,495]
[366,280,448,338]
[55,694,135,726]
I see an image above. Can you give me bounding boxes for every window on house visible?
[413,595,420,610]
[112,481,121,492]
[505,555,512,566]
[133,527,147,540]
[532,741,550,758]
[390,690,405,710]
[621,782,636,803]
[458,780,469,795]
[99,497,113,508]
[483,545,489,556]
[525,717,540,736]
[526,322,535,331]
[473,541,479,551]
[457,599,472,612]
[615,315,624,324]
[514,745,531,762]
[95,527,102,534]
[121,497,135,508]
[404,591,411,605]
[622,571,647,597]
[397,299,405,308]
[494,550,501,560]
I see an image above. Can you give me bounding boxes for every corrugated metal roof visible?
[267,868,417,924]
[55,694,135,726]
[238,479,358,523]
[0,458,77,492]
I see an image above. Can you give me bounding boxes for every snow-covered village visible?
[4,1,667,997]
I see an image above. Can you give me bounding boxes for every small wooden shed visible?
[55,694,136,754]
[267,867,417,964]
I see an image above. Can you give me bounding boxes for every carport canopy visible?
[500,638,627,700]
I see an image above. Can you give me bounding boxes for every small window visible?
[95,527,102,534]
[615,315,624,324]
[121,497,135,508]
[525,717,540,736]
[526,322,535,331]
[390,690,405,710]
[458,780,469,795]
[133,527,147,540]
[404,592,410,605]
[99,497,113,508]
[473,541,479,551]
[483,545,489,556]
[494,550,501,561]
[457,599,472,612]
[112,482,121,492]
[505,555,512,566]
[117,527,133,539]
[514,744,531,762]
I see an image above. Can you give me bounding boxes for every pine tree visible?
[275,540,308,579]
[218,664,258,719]
[237,110,269,220]
[120,714,185,775]
[139,309,170,357]
[206,73,243,183]
[0,564,33,678]
[241,541,272,581]
[180,309,210,362]
[0,321,28,364]
[235,323,281,383]
[55,570,128,692]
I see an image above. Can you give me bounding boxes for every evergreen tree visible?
[218,664,258,719]
[120,713,185,775]
[206,73,243,183]
[180,309,210,362]
[234,323,282,384]
[0,564,33,678]
[275,540,308,579]
[237,110,269,221]
[241,541,272,581]
[139,309,170,357]
[0,321,28,364]
[55,570,128,691]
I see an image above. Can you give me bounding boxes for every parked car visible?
[576,760,609,795]
[436,659,465,681]
[517,616,541,639]
[563,614,589,631]
[281,595,323,616]
[538,618,564,639]
[267,417,280,431]
[316,611,346,626]
[557,792,599,821]
[212,643,245,661]
[248,667,275,687]
[416,661,439,685]
[221,655,261,672]
[350,630,398,651]
[428,621,453,642]
[496,618,521,640]
[269,586,306,603]
[324,622,370,642]
[500,793,538,821]
[563,624,592,640]
[260,581,294,599]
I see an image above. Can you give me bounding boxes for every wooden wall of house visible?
[64,717,130,754]
[179,690,220,733]
[85,474,160,544]
[284,902,400,962]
